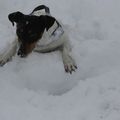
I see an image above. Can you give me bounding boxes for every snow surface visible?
[0,0,120,120]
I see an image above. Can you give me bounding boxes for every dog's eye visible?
[26,21,29,25]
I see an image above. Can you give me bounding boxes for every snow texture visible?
[0,0,120,120]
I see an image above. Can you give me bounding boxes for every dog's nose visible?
[17,50,26,58]
[20,54,26,58]
[18,53,26,58]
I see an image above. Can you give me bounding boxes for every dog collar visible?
[47,21,64,41]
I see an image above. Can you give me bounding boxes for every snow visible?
[0,0,120,120]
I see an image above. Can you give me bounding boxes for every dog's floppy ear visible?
[8,11,24,26]
[39,15,56,31]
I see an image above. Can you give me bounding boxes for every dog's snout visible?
[17,42,37,58]
[17,49,26,57]
[20,54,26,58]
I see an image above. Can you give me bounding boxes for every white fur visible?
[0,36,18,66]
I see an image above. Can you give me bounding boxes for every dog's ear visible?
[8,11,24,26]
[39,15,56,31]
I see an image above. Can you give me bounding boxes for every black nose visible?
[17,50,26,57]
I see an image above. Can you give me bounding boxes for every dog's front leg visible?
[0,37,18,66]
[61,45,77,74]
[34,33,77,74]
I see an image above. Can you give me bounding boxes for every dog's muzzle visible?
[17,42,37,57]
[17,48,26,57]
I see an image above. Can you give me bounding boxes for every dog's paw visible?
[63,56,77,74]
[0,52,12,66]
[64,64,77,74]
[0,50,15,66]
[0,41,17,66]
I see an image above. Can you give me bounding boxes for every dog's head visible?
[8,12,45,57]
[8,11,55,57]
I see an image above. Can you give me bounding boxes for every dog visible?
[0,5,77,74]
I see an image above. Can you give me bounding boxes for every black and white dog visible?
[0,5,77,74]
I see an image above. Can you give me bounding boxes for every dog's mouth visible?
[17,42,37,57]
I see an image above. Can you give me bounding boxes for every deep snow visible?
[0,0,120,120]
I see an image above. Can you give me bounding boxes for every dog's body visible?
[0,5,77,74]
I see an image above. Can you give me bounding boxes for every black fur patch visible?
[8,11,56,43]
[16,15,55,43]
